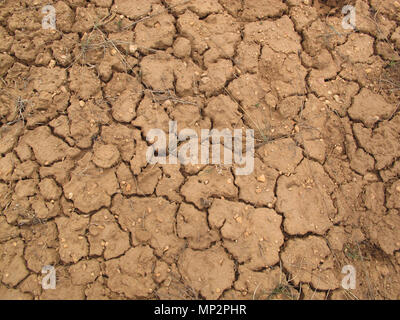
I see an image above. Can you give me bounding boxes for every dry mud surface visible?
[1,0,400,300]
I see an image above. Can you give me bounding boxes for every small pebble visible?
[257,175,266,183]
[129,44,138,54]
[333,95,340,103]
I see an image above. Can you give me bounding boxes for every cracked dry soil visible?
[0,0,400,300]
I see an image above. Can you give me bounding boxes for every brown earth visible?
[1,0,400,300]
